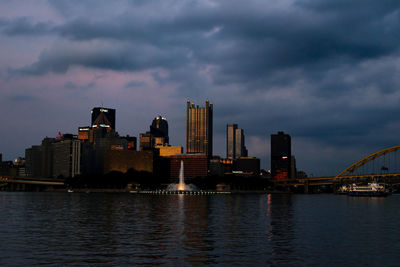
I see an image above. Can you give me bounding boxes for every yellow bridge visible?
[275,145,400,192]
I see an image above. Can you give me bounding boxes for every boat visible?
[348,182,389,197]
[337,185,350,194]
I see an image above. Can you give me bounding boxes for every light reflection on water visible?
[0,192,400,265]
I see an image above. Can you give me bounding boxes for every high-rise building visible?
[140,116,169,151]
[91,107,116,130]
[186,100,213,158]
[226,124,247,159]
[235,128,248,158]
[150,116,169,145]
[53,138,81,178]
[226,124,237,159]
[271,131,291,180]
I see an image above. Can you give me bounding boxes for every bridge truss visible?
[335,145,400,180]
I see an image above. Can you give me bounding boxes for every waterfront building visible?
[25,137,55,178]
[53,137,81,178]
[91,107,116,130]
[271,131,291,180]
[168,154,208,180]
[103,150,158,174]
[186,100,213,158]
[235,157,260,176]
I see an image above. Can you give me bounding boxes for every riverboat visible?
[348,182,389,197]
[337,185,350,194]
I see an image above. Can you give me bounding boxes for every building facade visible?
[226,124,247,159]
[226,124,237,159]
[168,154,208,180]
[53,139,81,178]
[186,100,213,158]
[271,131,291,180]
[91,107,116,130]
[150,116,169,145]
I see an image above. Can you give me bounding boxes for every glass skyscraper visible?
[186,100,213,158]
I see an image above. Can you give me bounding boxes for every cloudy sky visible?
[1,0,400,176]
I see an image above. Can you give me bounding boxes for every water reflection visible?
[265,194,301,265]
[1,192,400,265]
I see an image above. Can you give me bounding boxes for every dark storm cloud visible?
[0,17,53,36]
[10,0,400,86]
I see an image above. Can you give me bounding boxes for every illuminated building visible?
[186,100,213,158]
[123,136,137,151]
[140,116,169,150]
[104,150,158,174]
[155,145,183,157]
[271,131,291,180]
[150,116,169,145]
[91,107,116,130]
[226,124,248,159]
[168,154,208,180]
[78,127,90,141]
[226,124,237,159]
[139,132,153,151]
[235,128,248,158]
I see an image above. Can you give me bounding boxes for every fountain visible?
[131,160,221,195]
[167,161,197,191]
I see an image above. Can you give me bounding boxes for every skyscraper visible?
[226,124,237,159]
[271,131,291,180]
[139,116,169,150]
[226,124,247,159]
[186,100,213,158]
[150,116,169,145]
[91,107,116,130]
[235,128,248,158]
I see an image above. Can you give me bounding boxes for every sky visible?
[1,0,400,176]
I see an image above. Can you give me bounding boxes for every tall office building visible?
[226,124,237,159]
[150,116,169,145]
[226,124,247,159]
[271,131,291,180]
[53,138,81,178]
[140,116,169,151]
[91,107,116,130]
[186,100,213,158]
[235,128,248,158]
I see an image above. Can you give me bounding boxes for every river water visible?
[0,192,399,266]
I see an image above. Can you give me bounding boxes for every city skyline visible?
[2,1,400,176]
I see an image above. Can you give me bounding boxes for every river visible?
[0,192,399,266]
